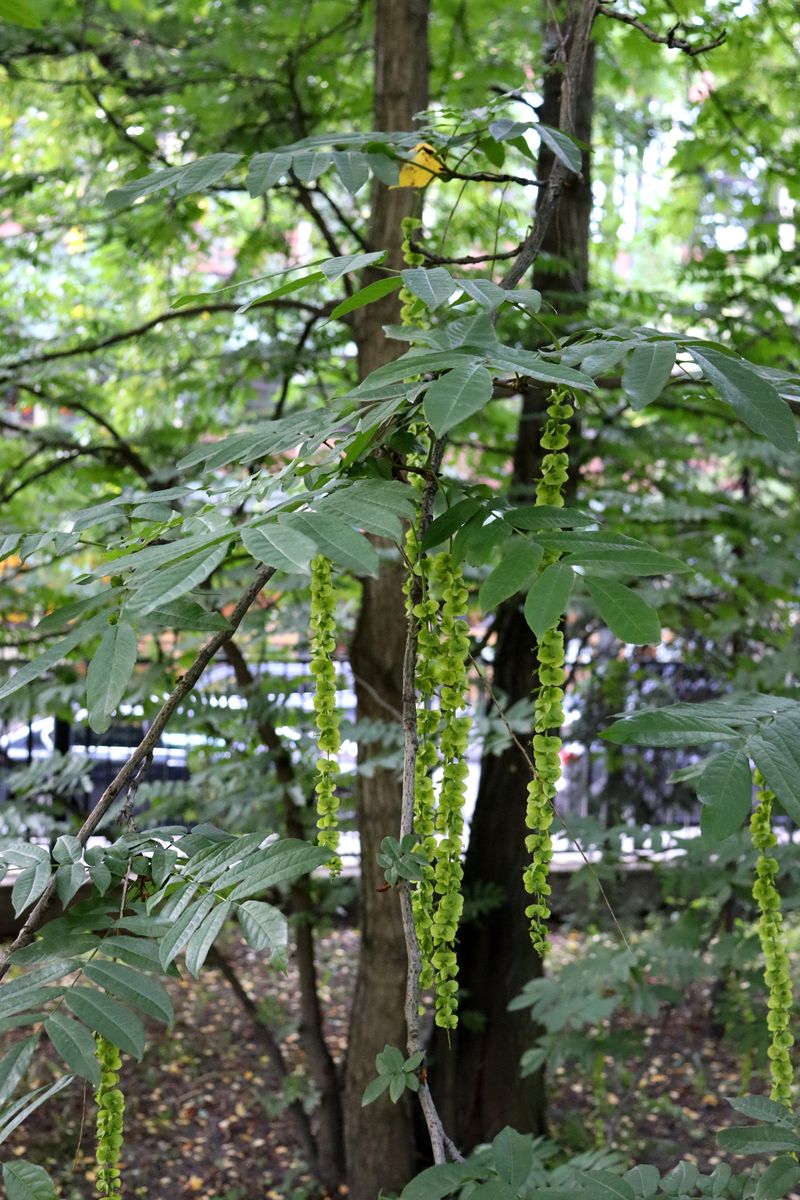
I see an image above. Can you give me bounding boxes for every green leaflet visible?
[536,124,582,173]
[401,267,457,311]
[0,1037,38,1107]
[0,611,108,703]
[237,900,288,963]
[479,542,544,611]
[2,1161,58,1200]
[584,576,661,645]
[83,960,174,1026]
[423,361,494,435]
[105,153,242,211]
[128,542,230,613]
[286,511,380,577]
[246,150,293,194]
[184,901,233,977]
[717,1126,800,1155]
[65,988,145,1060]
[698,749,753,841]
[332,150,370,194]
[523,563,574,640]
[746,709,800,825]
[329,276,402,320]
[0,1076,74,1144]
[622,342,677,410]
[86,620,138,734]
[689,347,797,450]
[241,521,318,575]
[44,1013,101,1085]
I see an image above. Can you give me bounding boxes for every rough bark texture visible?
[430,1,596,1152]
[343,3,430,1197]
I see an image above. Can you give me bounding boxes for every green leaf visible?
[291,149,332,183]
[479,542,544,610]
[727,1095,797,1126]
[452,517,510,566]
[488,347,596,390]
[2,1161,57,1200]
[717,1126,800,1155]
[747,710,800,825]
[538,532,689,576]
[422,498,484,548]
[65,988,144,1060]
[99,936,179,977]
[184,901,233,977]
[44,1014,100,1086]
[622,342,677,410]
[508,505,595,531]
[584,576,661,645]
[508,288,542,313]
[492,1126,534,1187]
[86,620,138,734]
[389,1073,407,1102]
[0,1076,74,1143]
[423,361,494,436]
[320,250,386,282]
[147,598,229,632]
[158,894,217,968]
[320,480,415,541]
[286,512,379,577]
[524,563,574,639]
[623,1165,660,1198]
[579,1170,635,1200]
[237,901,288,964]
[661,1161,699,1195]
[0,0,43,28]
[602,704,744,747]
[128,542,230,613]
[106,153,242,211]
[536,124,582,173]
[755,1156,800,1200]
[237,271,325,314]
[361,1075,391,1106]
[329,276,402,321]
[400,1164,476,1200]
[376,1044,405,1074]
[0,1037,37,1106]
[241,521,318,575]
[458,278,509,311]
[83,960,174,1026]
[246,151,293,195]
[52,836,81,865]
[223,840,330,901]
[55,863,84,907]
[468,1183,517,1200]
[353,349,479,391]
[689,348,797,450]
[0,612,108,702]
[332,150,370,194]
[11,860,52,917]
[401,267,457,311]
[698,751,753,841]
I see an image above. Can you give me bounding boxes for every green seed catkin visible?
[428,552,470,1029]
[95,1036,124,1199]
[750,771,794,1104]
[523,391,574,955]
[310,554,342,875]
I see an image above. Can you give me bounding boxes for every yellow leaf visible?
[63,227,86,254]
[394,142,444,189]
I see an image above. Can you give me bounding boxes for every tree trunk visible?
[430,1,596,1152]
[344,3,430,1198]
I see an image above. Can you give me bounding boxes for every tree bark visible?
[344,3,430,1198]
[430,0,596,1151]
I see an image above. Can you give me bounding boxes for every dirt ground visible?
[3,926,769,1200]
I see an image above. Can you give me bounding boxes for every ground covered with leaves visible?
[4,926,770,1199]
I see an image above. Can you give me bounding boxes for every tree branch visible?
[596,5,726,55]
[0,563,276,978]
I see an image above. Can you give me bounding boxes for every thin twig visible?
[398,437,464,1165]
[596,5,726,55]
[0,564,275,978]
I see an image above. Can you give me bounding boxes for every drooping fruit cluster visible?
[750,771,794,1104]
[524,391,574,955]
[95,1035,124,1199]
[409,546,471,1028]
[399,216,429,327]
[309,553,342,875]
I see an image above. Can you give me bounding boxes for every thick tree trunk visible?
[430,2,596,1152]
[344,3,430,1198]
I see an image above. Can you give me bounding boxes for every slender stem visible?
[398,437,464,1164]
[0,564,275,977]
